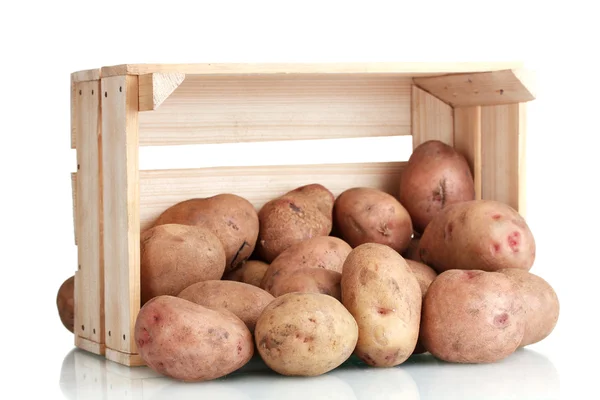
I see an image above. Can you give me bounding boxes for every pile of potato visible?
[56,140,559,382]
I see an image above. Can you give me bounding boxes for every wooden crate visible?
[70,62,535,366]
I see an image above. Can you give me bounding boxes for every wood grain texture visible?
[139,162,406,231]
[481,103,526,214]
[99,62,523,77]
[74,80,104,350]
[138,75,411,145]
[139,73,185,111]
[413,69,535,107]
[71,172,77,244]
[72,68,101,83]
[105,349,145,367]
[411,85,454,148]
[454,106,482,200]
[102,75,141,357]
[75,334,106,355]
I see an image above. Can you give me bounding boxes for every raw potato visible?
[341,243,421,367]
[153,194,259,272]
[178,280,274,332]
[257,184,334,262]
[406,260,438,354]
[499,269,560,347]
[135,295,253,382]
[261,236,352,293]
[57,275,75,333]
[402,236,422,262]
[140,224,226,304]
[255,292,358,376]
[419,200,536,273]
[333,187,413,253]
[268,268,342,300]
[399,140,475,233]
[223,260,270,287]
[420,269,526,363]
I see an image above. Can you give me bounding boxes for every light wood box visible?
[70,62,535,366]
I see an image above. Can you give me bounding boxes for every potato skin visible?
[333,187,413,253]
[153,194,259,272]
[140,224,226,304]
[260,236,352,293]
[178,280,274,332]
[419,200,536,273]
[420,269,525,363]
[255,292,358,376]
[341,243,421,367]
[406,260,437,355]
[223,260,269,288]
[135,296,253,381]
[56,276,75,333]
[399,140,475,233]
[499,269,559,347]
[257,184,334,262]
[268,268,342,300]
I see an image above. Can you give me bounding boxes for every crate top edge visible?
[70,61,526,82]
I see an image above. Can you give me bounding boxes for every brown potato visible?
[255,292,358,376]
[268,268,342,300]
[257,184,334,262]
[399,140,475,233]
[402,236,422,262]
[223,260,270,288]
[260,236,352,293]
[178,280,274,332]
[57,276,75,333]
[341,243,421,367]
[135,296,253,381]
[333,187,413,253]
[420,269,526,363]
[405,260,437,355]
[419,200,536,273]
[153,194,259,272]
[499,269,560,347]
[140,224,226,304]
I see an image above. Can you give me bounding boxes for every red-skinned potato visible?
[406,260,437,355]
[223,260,270,288]
[57,276,75,333]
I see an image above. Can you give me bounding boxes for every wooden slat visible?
[99,62,524,77]
[454,106,482,200]
[413,69,535,107]
[105,349,145,367]
[102,75,141,357]
[139,73,185,111]
[138,75,411,146]
[72,68,101,83]
[74,80,104,353]
[139,162,406,231]
[411,85,454,148]
[71,173,77,245]
[481,103,526,214]
[75,334,106,355]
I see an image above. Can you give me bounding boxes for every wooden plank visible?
[72,68,101,83]
[139,73,185,111]
[71,173,77,245]
[139,161,405,231]
[74,80,104,352]
[102,75,141,359]
[105,349,145,367]
[75,335,106,355]
[138,75,411,146]
[411,85,454,148]
[517,103,528,217]
[71,78,77,149]
[481,103,526,214]
[454,106,482,200]
[99,62,524,77]
[413,69,535,107]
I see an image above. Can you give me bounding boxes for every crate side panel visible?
[454,106,482,200]
[139,162,405,231]
[411,86,454,148]
[102,75,141,356]
[74,80,104,351]
[138,75,411,146]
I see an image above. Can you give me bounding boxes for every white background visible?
[1,1,598,399]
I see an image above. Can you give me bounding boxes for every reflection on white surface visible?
[60,348,559,399]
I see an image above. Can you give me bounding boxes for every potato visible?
[419,200,536,273]
[178,280,274,332]
[420,269,526,363]
[135,295,253,381]
[257,184,334,262]
[341,243,421,367]
[399,140,475,233]
[402,236,422,262]
[140,224,226,304]
[255,292,358,376]
[405,260,437,355]
[268,268,342,300]
[153,194,259,272]
[223,260,269,288]
[260,236,351,293]
[499,269,560,347]
[56,275,75,333]
[333,187,413,253]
